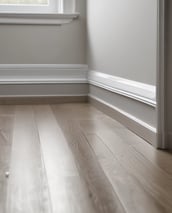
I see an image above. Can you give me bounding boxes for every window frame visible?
[0,0,61,13]
[0,0,78,25]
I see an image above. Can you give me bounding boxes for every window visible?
[0,0,78,25]
[0,0,75,13]
[0,0,48,4]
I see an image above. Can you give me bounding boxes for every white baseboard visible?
[0,64,88,84]
[0,64,88,97]
[89,95,157,145]
[0,65,156,107]
[0,83,88,97]
[88,70,156,107]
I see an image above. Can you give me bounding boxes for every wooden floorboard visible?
[52,104,126,213]
[52,103,172,213]
[34,105,96,213]
[79,117,172,212]
[0,103,172,213]
[6,106,51,213]
[86,134,170,213]
[122,131,172,175]
[0,106,15,213]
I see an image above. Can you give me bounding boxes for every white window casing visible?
[0,0,78,24]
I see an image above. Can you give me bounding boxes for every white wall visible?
[87,0,157,85]
[0,0,86,64]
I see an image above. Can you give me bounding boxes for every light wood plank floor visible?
[0,103,172,213]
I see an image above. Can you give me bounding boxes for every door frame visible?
[156,0,166,149]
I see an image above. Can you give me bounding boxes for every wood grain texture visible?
[0,107,14,213]
[52,103,172,213]
[1,103,172,213]
[52,104,126,213]
[78,115,172,212]
[6,106,51,213]
[34,105,96,213]
[120,130,172,175]
[86,134,170,213]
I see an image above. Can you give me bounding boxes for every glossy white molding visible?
[88,70,156,107]
[0,64,88,84]
[0,65,156,107]
[0,13,79,25]
[156,0,166,149]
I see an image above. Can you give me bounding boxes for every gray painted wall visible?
[87,0,157,85]
[0,0,86,64]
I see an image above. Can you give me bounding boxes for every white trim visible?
[0,94,87,97]
[89,94,157,145]
[88,71,156,107]
[0,13,79,25]
[0,65,157,106]
[0,83,88,97]
[156,0,166,149]
[0,64,88,84]
[0,1,56,14]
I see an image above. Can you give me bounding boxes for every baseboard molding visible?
[0,64,88,84]
[0,84,88,98]
[89,95,156,145]
[0,64,88,97]
[0,65,156,107]
[88,70,156,107]
[0,95,88,105]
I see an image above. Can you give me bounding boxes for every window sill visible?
[0,12,79,25]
